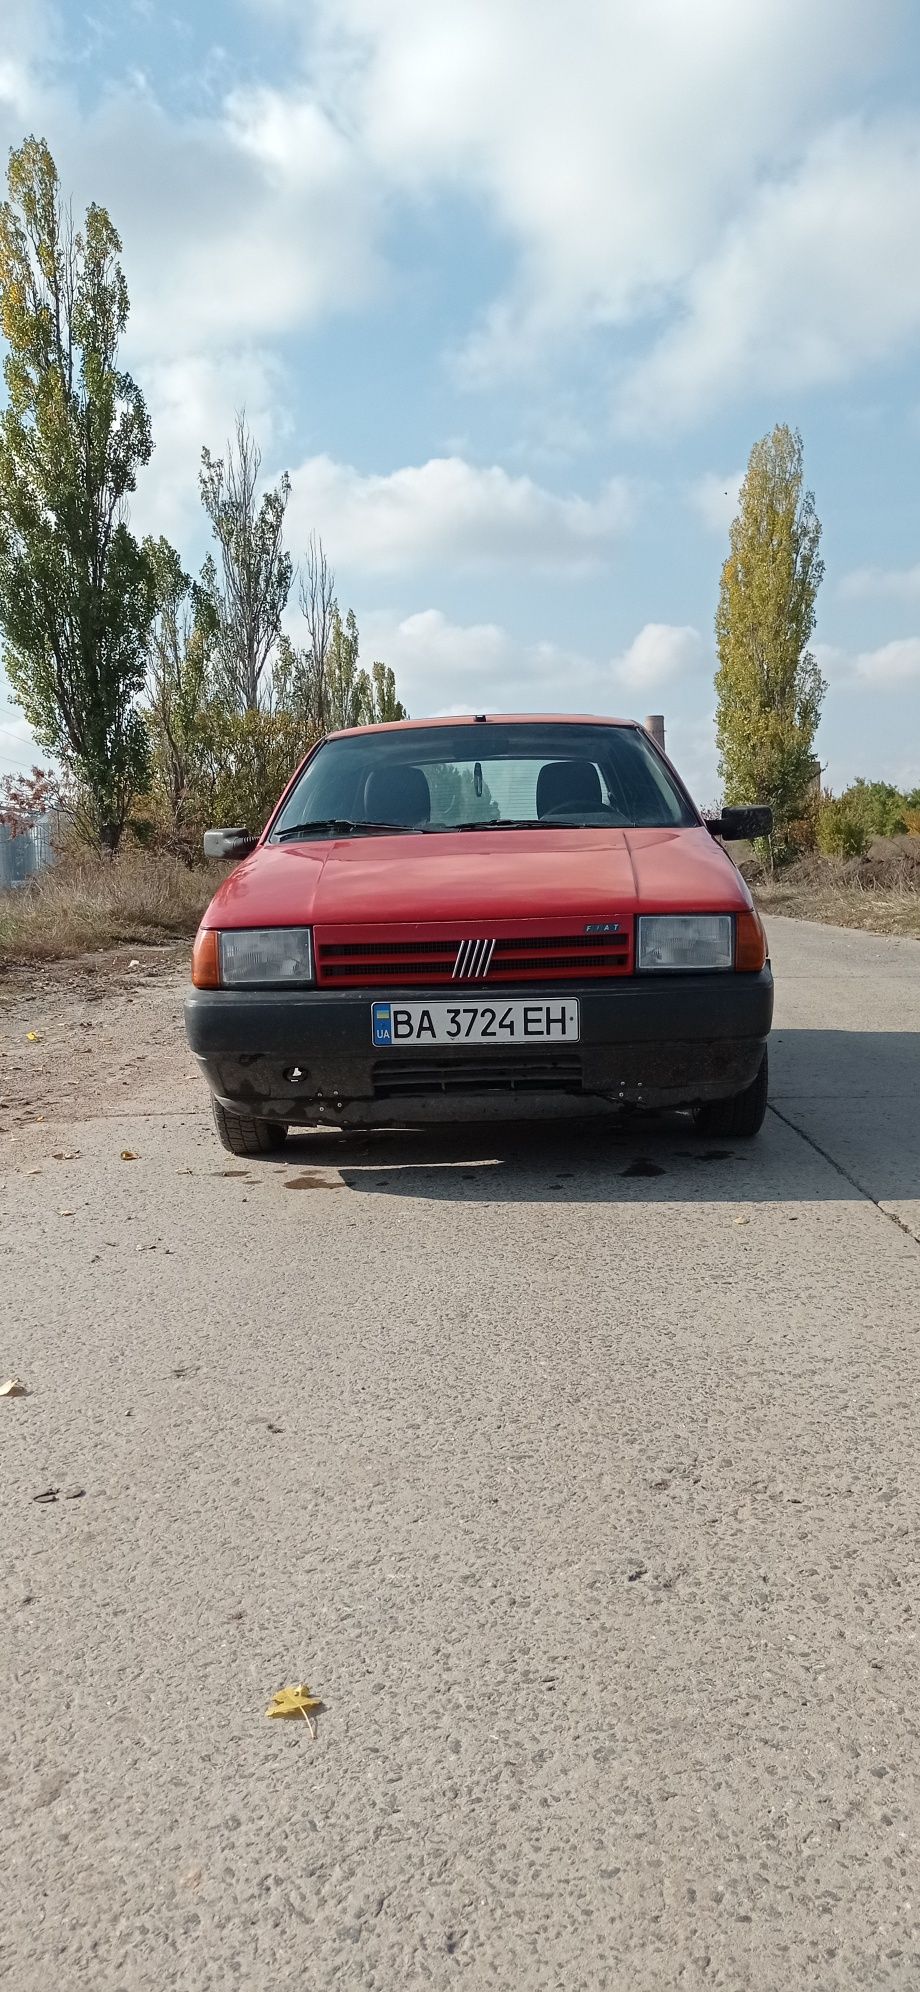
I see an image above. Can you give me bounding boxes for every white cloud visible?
[131,350,286,550]
[612,623,704,691]
[358,608,588,710]
[621,116,920,428]
[854,638,920,684]
[314,0,888,383]
[358,606,705,716]
[0,40,382,505]
[0,0,909,444]
[688,471,744,536]
[839,561,920,601]
[285,455,633,573]
[74,87,380,362]
[816,637,920,686]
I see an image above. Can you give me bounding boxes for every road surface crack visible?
[768,1104,920,1250]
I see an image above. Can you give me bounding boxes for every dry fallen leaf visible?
[26,1031,41,1043]
[52,1151,80,1162]
[58,1209,75,1218]
[265,1683,324,1734]
[733,1217,750,1227]
[120,1150,138,1162]
[0,1376,28,1397]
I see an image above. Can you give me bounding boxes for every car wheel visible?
[691,1049,768,1138]
[211,1098,288,1156]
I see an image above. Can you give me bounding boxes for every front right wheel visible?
[691,1049,768,1138]
[211,1098,288,1157]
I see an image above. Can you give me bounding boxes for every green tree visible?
[366,660,407,723]
[0,136,156,851]
[199,414,292,713]
[840,778,908,839]
[203,707,307,833]
[715,424,825,850]
[143,536,217,851]
[297,531,336,731]
[325,607,367,730]
[816,792,870,859]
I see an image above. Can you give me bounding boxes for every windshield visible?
[270,721,698,840]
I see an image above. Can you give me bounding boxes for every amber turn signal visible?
[735,907,767,972]
[191,927,221,989]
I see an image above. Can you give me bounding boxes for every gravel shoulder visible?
[0,945,198,1151]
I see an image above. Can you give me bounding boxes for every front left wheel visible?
[691,1049,768,1138]
[211,1098,288,1157]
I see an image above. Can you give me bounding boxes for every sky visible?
[1,0,920,806]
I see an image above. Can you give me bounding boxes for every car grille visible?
[371,1052,584,1099]
[315,925,631,986]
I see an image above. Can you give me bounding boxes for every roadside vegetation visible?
[0,850,218,966]
[749,842,920,941]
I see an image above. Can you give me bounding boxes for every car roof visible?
[325,713,637,741]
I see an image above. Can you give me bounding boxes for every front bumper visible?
[184,968,774,1124]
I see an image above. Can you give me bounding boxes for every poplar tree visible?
[0,137,155,850]
[715,424,825,842]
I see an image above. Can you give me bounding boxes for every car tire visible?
[691,1049,768,1138]
[211,1098,288,1156]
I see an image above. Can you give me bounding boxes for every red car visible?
[185,714,773,1154]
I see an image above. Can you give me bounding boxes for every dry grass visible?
[0,851,221,969]
[751,845,920,941]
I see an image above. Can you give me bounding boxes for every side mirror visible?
[203,827,257,862]
[706,806,773,842]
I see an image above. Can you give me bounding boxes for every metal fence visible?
[0,813,55,890]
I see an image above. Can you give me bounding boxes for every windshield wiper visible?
[451,817,564,831]
[275,818,413,843]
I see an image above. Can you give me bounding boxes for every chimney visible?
[644,714,665,752]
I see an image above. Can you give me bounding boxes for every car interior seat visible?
[363,764,432,826]
[535,759,604,818]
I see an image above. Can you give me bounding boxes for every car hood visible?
[204,825,751,930]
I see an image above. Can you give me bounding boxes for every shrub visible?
[816,795,870,858]
[840,779,908,839]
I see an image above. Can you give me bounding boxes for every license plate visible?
[371,999,580,1047]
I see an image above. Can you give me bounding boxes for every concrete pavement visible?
[2,914,919,1990]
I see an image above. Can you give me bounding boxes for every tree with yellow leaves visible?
[715,424,825,851]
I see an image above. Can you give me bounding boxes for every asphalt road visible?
[2,914,920,1991]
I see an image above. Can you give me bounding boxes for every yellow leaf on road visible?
[266,1683,324,1731]
[26,1031,41,1042]
[120,1150,138,1162]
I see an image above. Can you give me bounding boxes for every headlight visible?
[637,914,733,971]
[219,927,314,985]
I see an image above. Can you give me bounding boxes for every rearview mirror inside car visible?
[706,806,773,841]
[203,827,258,861]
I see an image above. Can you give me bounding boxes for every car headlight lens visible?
[637,914,733,971]
[218,927,314,985]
